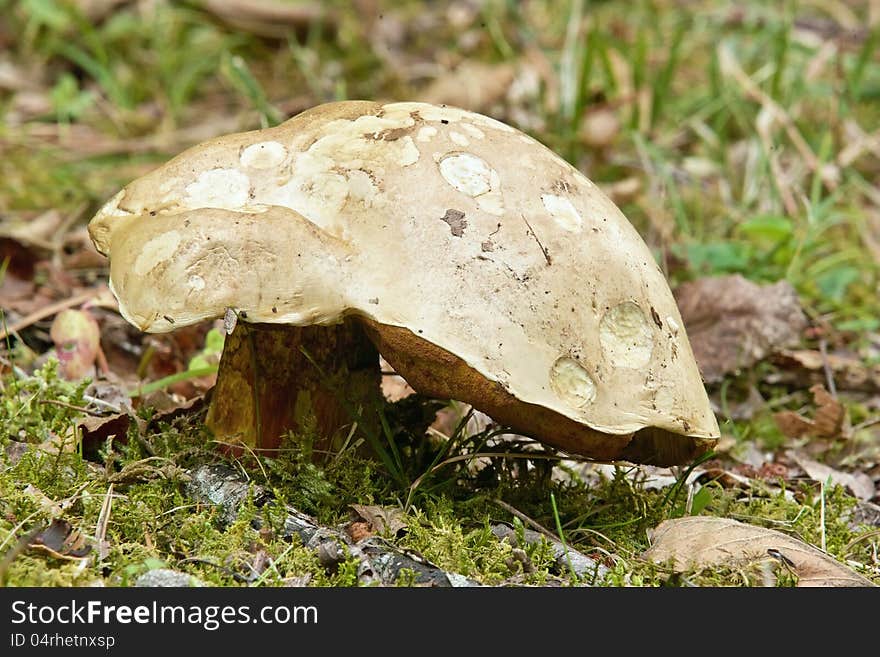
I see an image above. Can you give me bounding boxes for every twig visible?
[0,289,102,341]
[82,395,123,414]
[838,125,880,167]
[842,529,880,557]
[820,480,827,552]
[851,416,880,433]
[94,484,114,563]
[520,214,552,266]
[492,498,558,542]
[39,399,105,416]
[818,338,837,397]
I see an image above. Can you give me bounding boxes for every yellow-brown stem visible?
[205,318,381,453]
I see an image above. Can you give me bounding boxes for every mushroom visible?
[88,100,719,466]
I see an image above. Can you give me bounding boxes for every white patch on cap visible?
[134,230,182,276]
[418,105,465,123]
[188,274,206,291]
[541,194,582,232]
[185,168,251,209]
[240,141,288,169]
[439,153,494,197]
[476,169,504,215]
[397,136,420,166]
[260,113,424,231]
[599,301,655,368]
[417,126,438,142]
[98,189,132,217]
[296,172,349,219]
[477,195,504,215]
[550,357,597,408]
[460,123,485,140]
[667,317,680,335]
[450,131,470,147]
[347,169,379,206]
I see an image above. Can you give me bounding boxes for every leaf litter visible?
[674,275,808,383]
[643,517,875,587]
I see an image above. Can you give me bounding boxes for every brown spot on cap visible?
[370,127,412,141]
[440,209,468,237]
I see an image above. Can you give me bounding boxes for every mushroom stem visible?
[205,317,382,453]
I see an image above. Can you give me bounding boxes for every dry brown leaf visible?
[78,413,131,457]
[193,0,336,39]
[863,211,880,263]
[23,484,64,518]
[674,275,808,382]
[787,450,876,501]
[0,237,38,312]
[773,409,814,438]
[349,504,407,537]
[0,209,65,251]
[772,349,880,394]
[422,61,516,114]
[644,517,875,587]
[28,519,91,561]
[773,383,848,440]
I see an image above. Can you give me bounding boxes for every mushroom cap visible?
[89,100,719,463]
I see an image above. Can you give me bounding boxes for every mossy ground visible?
[1,0,879,586]
[1,361,876,586]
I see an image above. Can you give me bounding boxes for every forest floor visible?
[1,0,879,587]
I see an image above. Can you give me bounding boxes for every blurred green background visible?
[1,0,877,335]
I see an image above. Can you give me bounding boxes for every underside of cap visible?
[88,99,719,464]
[359,318,713,466]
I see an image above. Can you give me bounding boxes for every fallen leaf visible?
[349,504,407,537]
[850,501,880,527]
[0,236,39,313]
[643,517,875,587]
[773,410,814,439]
[28,519,91,560]
[50,308,101,380]
[0,209,64,251]
[145,394,205,429]
[422,61,516,114]
[193,0,337,39]
[771,349,880,394]
[23,484,64,518]
[788,450,876,501]
[4,441,31,466]
[78,413,131,458]
[674,275,808,382]
[773,384,848,439]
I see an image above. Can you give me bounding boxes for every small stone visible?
[135,568,203,587]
